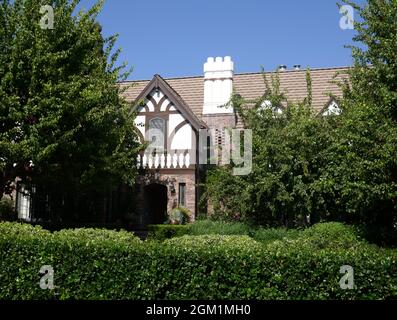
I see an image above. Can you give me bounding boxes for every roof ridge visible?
[119,66,351,84]
[120,74,203,83]
[235,66,351,76]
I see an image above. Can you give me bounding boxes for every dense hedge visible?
[183,220,301,245]
[188,220,252,236]
[0,222,396,300]
[251,227,300,245]
[147,224,190,242]
[148,220,252,241]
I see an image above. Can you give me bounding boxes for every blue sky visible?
[77,0,365,80]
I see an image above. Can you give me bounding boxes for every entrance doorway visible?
[143,184,168,225]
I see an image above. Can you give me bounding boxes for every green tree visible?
[0,0,141,221]
[204,0,397,244]
[205,71,333,227]
[341,0,397,120]
[321,0,397,243]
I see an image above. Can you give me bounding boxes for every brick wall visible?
[201,113,236,130]
[135,169,196,226]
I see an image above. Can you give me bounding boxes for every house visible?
[119,57,348,226]
[7,56,348,225]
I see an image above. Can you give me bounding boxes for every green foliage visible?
[341,0,397,120]
[301,222,361,246]
[54,228,142,245]
[0,0,140,219]
[188,219,252,236]
[252,227,300,245]
[1,222,396,300]
[165,234,260,250]
[0,198,15,220]
[203,0,397,245]
[268,222,362,251]
[182,221,358,249]
[147,224,190,242]
[322,0,397,242]
[205,71,333,227]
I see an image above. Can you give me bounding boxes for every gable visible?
[132,77,203,153]
[137,88,177,113]
[133,74,205,131]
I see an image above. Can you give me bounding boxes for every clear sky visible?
[77,0,365,80]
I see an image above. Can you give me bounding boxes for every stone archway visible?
[143,183,168,225]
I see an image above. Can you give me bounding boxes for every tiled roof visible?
[120,67,350,119]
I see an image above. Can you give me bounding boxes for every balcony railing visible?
[137,152,191,169]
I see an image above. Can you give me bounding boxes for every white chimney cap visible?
[204,56,234,78]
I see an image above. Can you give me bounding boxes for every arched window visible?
[147,117,165,151]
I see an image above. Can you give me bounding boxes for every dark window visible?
[178,183,186,207]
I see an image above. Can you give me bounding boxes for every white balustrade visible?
[178,153,184,168]
[137,152,192,169]
[173,153,178,168]
[154,154,160,168]
[148,154,153,168]
[167,154,172,168]
[160,154,165,168]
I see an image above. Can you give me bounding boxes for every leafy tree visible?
[341,0,397,120]
[0,0,141,221]
[205,0,397,243]
[205,71,333,227]
[0,0,32,198]
[322,0,397,243]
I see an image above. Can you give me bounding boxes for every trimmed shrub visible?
[165,234,261,250]
[252,227,300,245]
[54,228,141,245]
[299,222,363,249]
[147,224,190,242]
[188,220,253,236]
[186,220,302,244]
[266,222,363,253]
[0,223,53,299]
[0,222,396,300]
